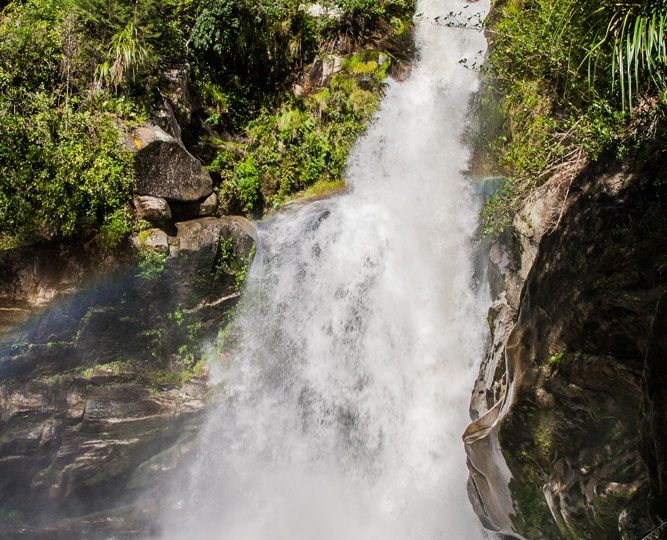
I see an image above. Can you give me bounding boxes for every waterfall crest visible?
[161,1,490,537]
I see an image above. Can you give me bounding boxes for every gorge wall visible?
[0,213,255,538]
[465,148,667,539]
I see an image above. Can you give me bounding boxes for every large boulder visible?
[129,124,213,202]
[167,217,257,313]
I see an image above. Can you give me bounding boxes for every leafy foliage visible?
[211,51,391,215]
[478,0,666,233]
[0,0,138,246]
[0,93,135,243]
[584,0,667,110]
[189,0,414,127]
[321,0,415,31]
[0,0,415,246]
[137,245,167,280]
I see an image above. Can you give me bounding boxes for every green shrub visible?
[582,0,667,110]
[0,95,135,243]
[211,50,390,214]
[0,0,415,245]
[99,207,132,249]
[0,0,139,247]
[479,0,667,234]
[137,247,167,280]
[320,0,415,32]
[234,156,263,214]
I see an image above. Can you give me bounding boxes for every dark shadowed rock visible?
[169,192,220,221]
[465,153,667,539]
[128,125,212,202]
[199,192,219,216]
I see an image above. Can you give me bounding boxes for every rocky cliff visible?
[0,212,256,538]
[465,149,667,539]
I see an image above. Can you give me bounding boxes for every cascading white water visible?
[161,1,489,538]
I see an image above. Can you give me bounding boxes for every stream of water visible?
[161,1,490,537]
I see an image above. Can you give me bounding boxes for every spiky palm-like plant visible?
[107,20,150,87]
[587,0,667,109]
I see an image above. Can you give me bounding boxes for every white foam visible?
[161,1,490,537]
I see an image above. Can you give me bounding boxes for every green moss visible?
[140,369,186,390]
[216,316,235,351]
[507,466,561,539]
[500,402,563,538]
[233,249,252,289]
[37,360,130,383]
[548,352,566,370]
[296,179,347,200]
[591,488,637,536]
[534,424,555,463]
[140,358,206,393]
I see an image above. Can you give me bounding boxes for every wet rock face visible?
[0,374,206,534]
[466,154,667,539]
[0,217,256,536]
[641,296,667,521]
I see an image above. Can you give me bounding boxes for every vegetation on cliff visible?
[479,0,667,233]
[0,0,414,247]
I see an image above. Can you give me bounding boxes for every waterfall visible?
[161,0,490,537]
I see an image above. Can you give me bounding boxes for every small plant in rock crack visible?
[213,236,236,281]
[234,244,256,289]
[548,352,566,371]
[137,249,167,280]
[213,235,256,289]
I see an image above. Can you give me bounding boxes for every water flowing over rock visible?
[156,1,491,538]
[0,0,495,536]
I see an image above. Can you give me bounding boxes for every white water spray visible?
[162,1,489,537]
